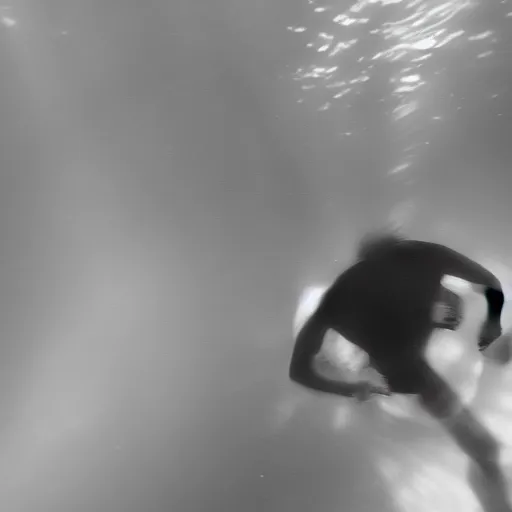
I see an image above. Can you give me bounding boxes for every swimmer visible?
[289,231,510,512]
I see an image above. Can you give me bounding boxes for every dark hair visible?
[356,229,405,260]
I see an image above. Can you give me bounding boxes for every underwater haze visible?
[0,1,511,511]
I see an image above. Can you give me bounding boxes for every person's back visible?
[321,240,442,352]
[290,232,504,393]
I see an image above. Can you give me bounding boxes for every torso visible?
[319,241,445,362]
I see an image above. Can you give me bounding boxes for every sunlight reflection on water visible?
[287,0,501,181]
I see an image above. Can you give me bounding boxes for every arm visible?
[422,242,504,324]
[289,310,385,398]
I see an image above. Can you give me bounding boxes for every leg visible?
[415,361,512,512]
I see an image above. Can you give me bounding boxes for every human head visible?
[356,229,406,261]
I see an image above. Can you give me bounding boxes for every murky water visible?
[0,1,511,511]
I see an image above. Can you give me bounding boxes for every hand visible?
[432,302,461,330]
[478,319,503,351]
[432,287,463,330]
[354,381,391,403]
